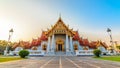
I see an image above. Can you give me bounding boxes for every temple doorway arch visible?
[56,38,64,51]
[74,44,78,51]
[42,44,47,51]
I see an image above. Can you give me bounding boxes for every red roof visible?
[30,31,48,47]
[12,41,31,49]
[36,37,41,45]
[73,31,90,46]
[40,31,48,41]
[89,41,97,49]
[23,41,31,49]
[79,38,84,45]
[88,41,108,49]
[82,39,89,46]
[31,39,39,46]
[72,31,108,49]
[12,42,19,49]
[13,30,108,49]
[100,42,108,49]
[73,31,80,40]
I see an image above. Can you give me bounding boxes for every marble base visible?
[66,51,73,56]
[47,52,55,56]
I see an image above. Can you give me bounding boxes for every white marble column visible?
[47,36,51,53]
[51,34,55,53]
[66,34,69,52]
[70,37,74,52]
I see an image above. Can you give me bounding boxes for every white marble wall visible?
[73,41,83,50]
[98,45,107,52]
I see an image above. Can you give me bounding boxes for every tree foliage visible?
[0,40,15,55]
[19,50,29,58]
[93,49,101,57]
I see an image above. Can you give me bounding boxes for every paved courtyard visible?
[0,56,120,68]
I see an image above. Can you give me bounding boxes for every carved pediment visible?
[46,17,74,37]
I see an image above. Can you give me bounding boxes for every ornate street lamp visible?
[107,28,114,53]
[8,28,14,42]
[5,28,14,55]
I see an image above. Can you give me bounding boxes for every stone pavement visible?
[0,56,120,68]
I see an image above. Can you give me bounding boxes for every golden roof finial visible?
[59,13,61,18]
[51,25,53,28]
[59,13,61,20]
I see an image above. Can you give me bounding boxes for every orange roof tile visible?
[40,31,48,41]
[73,31,80,40]
[82,39,89,46]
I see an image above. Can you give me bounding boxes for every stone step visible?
[45,52,76,56]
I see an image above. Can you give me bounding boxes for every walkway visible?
[0,56,120,68]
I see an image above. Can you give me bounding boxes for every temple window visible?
[74,44,78,51]
[83,46,88,50]
[31,46,38,50]
[42,44,47,51]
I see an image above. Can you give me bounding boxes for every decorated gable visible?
[46,17,74,37]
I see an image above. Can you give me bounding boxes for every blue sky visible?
[51,0,120,30]
[35,0,120,33]
[0,0,120,44]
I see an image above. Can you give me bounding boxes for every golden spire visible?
[51,25,53,28]
[59,13,61,19]
[58,13,62,21]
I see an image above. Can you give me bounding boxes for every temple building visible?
[10,17,108,56]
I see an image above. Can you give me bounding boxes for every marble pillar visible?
[70,37,74,52]
[51,34,55,54]
[47,37,51,53]
[66,34,69,52]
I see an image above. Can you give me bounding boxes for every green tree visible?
[93,49,102,57]
[0,40,15,55]
[0,45,6,55]
[19,50,29,58]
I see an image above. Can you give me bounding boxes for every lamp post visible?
[107,28,114,53]
[5,28,14,55]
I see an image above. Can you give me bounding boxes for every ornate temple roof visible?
[83,39,89,46]
[31,39,39,46]
[13,17,108,49]
[46,17,75,37]
[73,31,108,49]
[40,31,48,41]
[12,41,31,49]
[88,41,108,49]
[73,31,80,40]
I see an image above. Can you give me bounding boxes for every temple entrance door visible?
[56,38,64,52]
[58,44,62,51]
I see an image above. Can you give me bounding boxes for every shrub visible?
[19,50,29,58]
[93,49,101,57]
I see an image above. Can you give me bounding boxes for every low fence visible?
[28,50,45,56]
[76,50,94,56]
[8,50,45,56]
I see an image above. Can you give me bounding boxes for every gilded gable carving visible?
[46,18,74,37]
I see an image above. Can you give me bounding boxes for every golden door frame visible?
[56,38,64,51]
[74,44,78,51]
[42,44,47,51]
